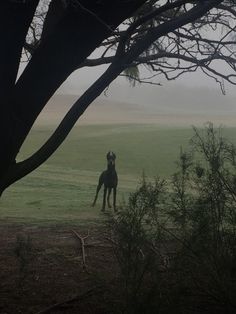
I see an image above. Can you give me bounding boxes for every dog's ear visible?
[107,151,116,160]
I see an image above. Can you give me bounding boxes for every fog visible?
[57,64,236,117]
[19,55,236,127]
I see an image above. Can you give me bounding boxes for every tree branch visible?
[1,0,225,190]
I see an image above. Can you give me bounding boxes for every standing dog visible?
[92,151,118,212]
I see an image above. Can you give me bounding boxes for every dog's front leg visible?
[102,187,107,211]
[107,188,112,208]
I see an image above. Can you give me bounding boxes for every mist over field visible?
[36,83,236,127]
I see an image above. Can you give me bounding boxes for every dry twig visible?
[71,229,90,271]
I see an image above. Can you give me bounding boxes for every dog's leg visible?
[92,184,101,207]
[102,187,107,211]
[113,187,117,212]
[92,174,103,207]
[92,171,105,207]
[107,188,112,208]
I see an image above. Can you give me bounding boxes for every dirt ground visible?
[0,220,119,314]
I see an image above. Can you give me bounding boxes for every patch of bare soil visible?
[0,221,118,314]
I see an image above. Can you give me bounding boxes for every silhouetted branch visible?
[1,0,224,189]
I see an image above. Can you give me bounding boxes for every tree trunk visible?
[0,0,39,177]
[0,0,147,179]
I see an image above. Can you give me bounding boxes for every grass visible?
[1,123,236,224]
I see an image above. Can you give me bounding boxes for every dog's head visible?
[106,151,116,166]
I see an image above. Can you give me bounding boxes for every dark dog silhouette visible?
[92,151,118,212]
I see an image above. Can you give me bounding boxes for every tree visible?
[0,0,235,195]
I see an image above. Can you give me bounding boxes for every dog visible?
[92,151,118,212]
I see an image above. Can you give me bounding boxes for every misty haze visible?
[36,82,236,127]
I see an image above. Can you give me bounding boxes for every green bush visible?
[110,123,236,314]
[172,123,236,313]
[110,175,170,313]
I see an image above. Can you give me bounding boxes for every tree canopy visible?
[0,0,235,194]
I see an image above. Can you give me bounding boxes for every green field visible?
[1,123,235,224]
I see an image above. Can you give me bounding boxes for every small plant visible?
[170,147,193,236]
[171,123,236,313]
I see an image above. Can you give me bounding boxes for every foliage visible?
[110,175,172,313]
[173,123,236,313]
[170,147,193,235]
[110,123,236,313]
[123,66,140,86]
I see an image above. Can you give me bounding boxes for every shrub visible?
[110,175,171,313]
[110,123,236,313]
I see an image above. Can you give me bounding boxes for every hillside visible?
[34,87,236,127]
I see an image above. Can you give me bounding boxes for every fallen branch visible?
[71,229,90,271]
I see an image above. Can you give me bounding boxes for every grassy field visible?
[1,123,235,224]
